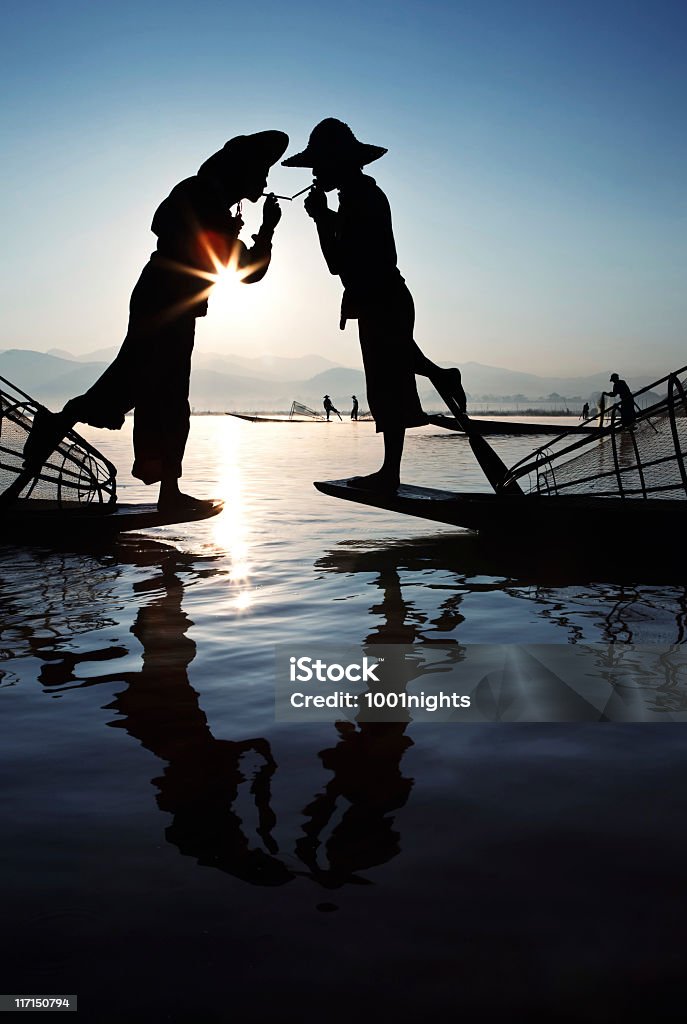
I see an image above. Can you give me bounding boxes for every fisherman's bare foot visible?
[157,489,216,512]
[348,471,400,492]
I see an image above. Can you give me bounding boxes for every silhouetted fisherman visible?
[34,556,293,887]
[603,373,636,427]
[323,394,342,421]
[284,118,466,490]
[23,131,288,511]
[351,395,359,420]
[581,401,590,420]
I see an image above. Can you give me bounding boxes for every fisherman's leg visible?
[395,286,466,412]
[411,341,467,414]
[23,341,136,469]
[350,428,404,491]
[126,317,210,510]
[155,407,213,511]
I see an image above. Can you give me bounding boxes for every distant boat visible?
[427,415,599,437]
[227,412,316,423]
[227,408,584,431]
[227,400,373,422]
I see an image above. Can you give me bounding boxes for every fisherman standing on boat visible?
[23,131,289,512]
[351,395,359,421]
[283,119,466,491]
[603,373,636,427]
[323,395,342,421]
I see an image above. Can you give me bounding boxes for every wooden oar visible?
[435,391,523,495]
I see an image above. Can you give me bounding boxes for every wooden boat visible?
[315,366,687,539]
[229,412,590,431]
[314,479,684,538]
[426,414,599,436]
[227,412,374,423]
[227,412,328,423]
[0,375,224,542]
[1,499,224,542]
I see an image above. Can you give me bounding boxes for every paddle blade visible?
[466,432,522,494]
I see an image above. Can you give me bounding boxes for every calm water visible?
[2,418,687,1021]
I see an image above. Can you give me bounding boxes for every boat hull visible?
[426,415,599,436]
[314,480,685,537]
[1,500,224,542]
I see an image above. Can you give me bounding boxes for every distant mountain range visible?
[0,347,657,412]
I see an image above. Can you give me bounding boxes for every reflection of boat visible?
[317,366,687,538]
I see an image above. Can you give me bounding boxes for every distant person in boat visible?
[283,118,466,490]
[323,395,342,421]
[603,373,636,427]
[351,395,359,421]
[23,131,288,512]
[581,401,590,420]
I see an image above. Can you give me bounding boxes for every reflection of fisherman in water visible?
[23,131,288,513]
[34,552,293,887]
[297,565,465,887]
[603,372,636,427]
[284,118,467,491]
[323,394,342,421]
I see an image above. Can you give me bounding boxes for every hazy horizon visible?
[0,334,679,381]
[3,2,685,377]
[1,343,675,385]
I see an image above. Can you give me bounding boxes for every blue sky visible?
[2,0,685,376]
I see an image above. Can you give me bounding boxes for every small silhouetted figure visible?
[603,373,636,427]
[351,395,359,420]
[581,401,590,420]
[284,119,466,491]
[23,131,288,511]
[323,394,342,421]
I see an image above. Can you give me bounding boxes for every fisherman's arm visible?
[238,193,282,285]
[304,186,339,274]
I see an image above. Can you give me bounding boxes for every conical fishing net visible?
[289,401,323,420]
[0,376,117,509]
[505,368,687,500]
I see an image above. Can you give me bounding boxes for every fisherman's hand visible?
[229,212,244,234]
[261,193,282,232]
[304,185,328,220]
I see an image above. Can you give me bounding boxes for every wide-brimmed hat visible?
[282,119,386,168]
[198,130,289,178]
